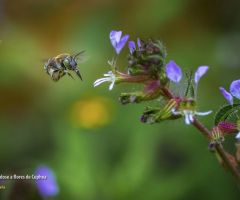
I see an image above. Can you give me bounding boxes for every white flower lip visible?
[93,71,116,90]
[172,108,212,125]
[236,132,240,141]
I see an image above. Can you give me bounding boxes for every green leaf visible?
[214,103,240,125]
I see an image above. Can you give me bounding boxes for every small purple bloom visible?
[219,87,233,105]
[109,30,129,54]
[128,38,142,54]
[137,38,141,48]
[128,41,136,54]
[140,114,147,123]
[35,166,59,197]
[220,79,240,105]
[165,60,182,83]
[194,66,209,84]
[230,80,240,99]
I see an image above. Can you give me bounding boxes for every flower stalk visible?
[159,85,240,181]
[193,118,240,181]
[165,86,240,182]
[94,29,240,183]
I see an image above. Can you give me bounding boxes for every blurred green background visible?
[0,0,240,199]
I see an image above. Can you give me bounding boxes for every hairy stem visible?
[117,72,151,83]
[193,118,240,182]
[162,86,240,182]
[161,86,174,99]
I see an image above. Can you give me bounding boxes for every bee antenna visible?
[74,51,85,60]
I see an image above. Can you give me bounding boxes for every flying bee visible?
[44,52,84,81]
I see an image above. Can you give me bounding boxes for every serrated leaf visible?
[214,104,240,125]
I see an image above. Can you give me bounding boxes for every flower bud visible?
[119,80,164,105]
[140,99,178,124]
[140,107,160,124]
[218,121,238,134]
[119,92,145,104]
[210,127,224,146]
[127,39,167,80]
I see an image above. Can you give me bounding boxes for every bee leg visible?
[75,68,83,80]
[65,70,74,80]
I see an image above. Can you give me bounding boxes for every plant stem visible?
[193,118,240,182]
[161,86,174,99]
[162,86,240,181]
[192,118,211,139]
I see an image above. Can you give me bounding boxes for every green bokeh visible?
[0,0,240,199]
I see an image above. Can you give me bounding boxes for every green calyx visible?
[141,99,179,124]
[127,39,167,80]
[178,99,197,112]
[119,91,161,105]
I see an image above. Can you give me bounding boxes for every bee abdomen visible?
[51,70,66,81]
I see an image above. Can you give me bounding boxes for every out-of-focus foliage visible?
[70,96,113,129]
[0,0,240,199]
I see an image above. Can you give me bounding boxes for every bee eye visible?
[70,59,77,67]
[63,58,70,66]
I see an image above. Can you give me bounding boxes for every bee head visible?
[65,51,85,69]
[62,52,84,80]
[63,56,77,70]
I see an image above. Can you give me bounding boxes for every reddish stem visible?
[193,118,240,182]
[161,86,174,99]
[162,86,240,182]
[117,72,151,83]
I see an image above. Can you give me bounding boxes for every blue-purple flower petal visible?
[194,66,209,84]
[128,41,136,54]
[35,166,59,197]
[137,38,141,49]
[110,31,122,45]
[109,30,129,54]
[220,87,233,105]
[230,80,240,99]
[165,60,182,83]
[116,34,129,54]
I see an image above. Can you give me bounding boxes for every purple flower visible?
[165,61,209,85]
[128,38,142,54]
[35,166,59,197]
[137,38,141,49]
[194,66,209,84]
[128,41,136,54]
[220,79,240,105]
[230,80,240,99]
[165,60,182,82]
[219,87,233,105]
[110,30,129,54]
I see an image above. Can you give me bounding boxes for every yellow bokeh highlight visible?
[70,96,112,129]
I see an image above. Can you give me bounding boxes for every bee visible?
[44,52,84,81]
